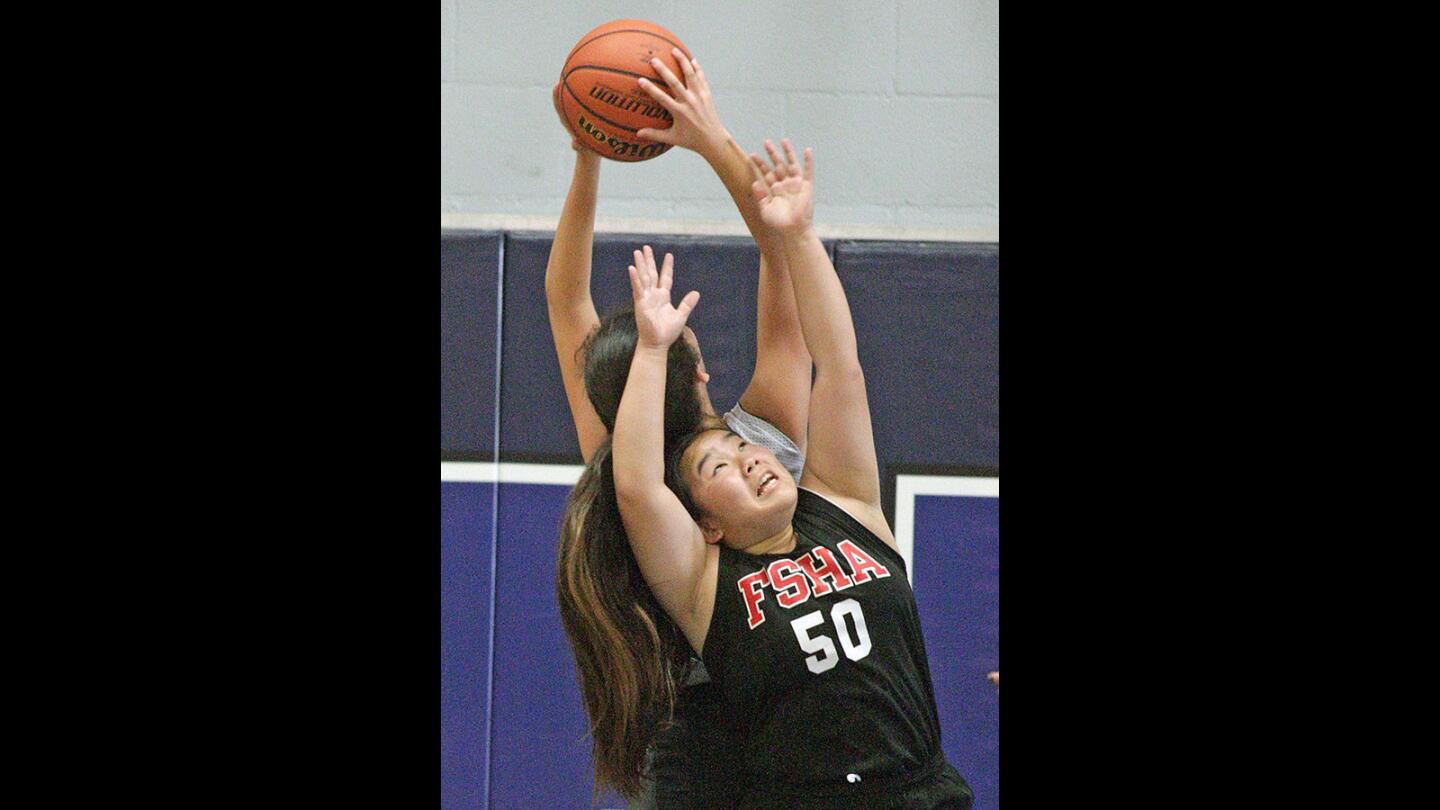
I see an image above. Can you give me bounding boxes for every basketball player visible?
[578,140,975,808]
[549,51,811,808]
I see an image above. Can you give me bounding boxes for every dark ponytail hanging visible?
[555,439,694,800]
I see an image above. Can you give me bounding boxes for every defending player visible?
[548,51,811,807]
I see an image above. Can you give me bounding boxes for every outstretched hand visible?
[750,138,815,233]
[634,49,731,159]
[628,245,700,350]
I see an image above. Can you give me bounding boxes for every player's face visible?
[681,429,797,550]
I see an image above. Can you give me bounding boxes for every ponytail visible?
[555,439,694,800]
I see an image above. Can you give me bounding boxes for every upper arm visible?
[615,484,716,653]
[547,300,606,463]
[796,363,896,550]
[737,253,811,452]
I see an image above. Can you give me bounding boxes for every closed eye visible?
[712,463,727,476]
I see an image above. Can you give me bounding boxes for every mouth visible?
[756,471,778,497]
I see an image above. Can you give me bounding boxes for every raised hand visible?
[749,138,815,233]
[634,49,731,159]
[628,245,700,349]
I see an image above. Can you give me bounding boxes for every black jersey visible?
[701,488,971,808]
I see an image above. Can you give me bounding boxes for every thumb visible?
[750,179,769,204]
[636,127,676,145]
[676,290,700,320]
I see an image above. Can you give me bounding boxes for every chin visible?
[724,492,799,552]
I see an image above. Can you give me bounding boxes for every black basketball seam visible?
[559,84,673,161]
[565,27,688,63]
[561,76,670,137]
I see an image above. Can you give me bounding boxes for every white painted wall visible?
[441,0,998,240]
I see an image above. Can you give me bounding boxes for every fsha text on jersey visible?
[737,539,891,630]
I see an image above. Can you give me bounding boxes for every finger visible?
[634,249,650,287]
[628,265,641,298]
[751,178,769,204]
[673,48,696,84]
[772,159,789,180]
[803,147,814,182]
[749,153,776,186]
[675,290,700,320]
[643,245,660,287]
[689,55,706,90]
[660,252,674,292]
[634,126,676,145]
[763,139,784,168]
[782,138,799,168]
[635,76,681,113]
[649,57,689,96]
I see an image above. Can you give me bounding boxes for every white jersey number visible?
[790,598,873,674]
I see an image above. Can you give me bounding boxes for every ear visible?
[698,520,724,545]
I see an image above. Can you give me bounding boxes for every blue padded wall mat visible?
[441,231,503,459]
[498,231,837,462]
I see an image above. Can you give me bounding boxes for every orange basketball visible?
[558,19,692,162]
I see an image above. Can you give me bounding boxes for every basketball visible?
[558,20,692,162]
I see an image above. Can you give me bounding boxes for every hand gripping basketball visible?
[633,49,731,159]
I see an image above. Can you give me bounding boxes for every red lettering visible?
[795,546,855,597]
[837,539,890,585]
[737,569,771,629]
[766,559,812,609]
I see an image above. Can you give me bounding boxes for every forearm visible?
[611,345,670,493]
[713,140,810,428]
[544,151,602,305]
[704,136,782,257]
[778,227,859,371]
[754,252,807,355]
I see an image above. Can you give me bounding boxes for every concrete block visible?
[454,0,684,86]
[443,84,578,197]
[442,0,456,82]
[787,94,997,208]
[669,0,895,93]
[896,0,999,96]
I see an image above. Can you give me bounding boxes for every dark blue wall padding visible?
[440,481,497,808]
[498,231,837,462]
[833,240,999,472]
[441,231,502,458]
[486,481,626,807]
[913,493,1000,810]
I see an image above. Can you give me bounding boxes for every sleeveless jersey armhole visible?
[796,486,908,577]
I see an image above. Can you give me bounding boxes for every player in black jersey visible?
[601,140,974,808]
[547,51,811,808]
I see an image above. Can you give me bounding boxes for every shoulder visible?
[795,487,904,571]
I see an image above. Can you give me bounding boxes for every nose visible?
[744,457,756,477]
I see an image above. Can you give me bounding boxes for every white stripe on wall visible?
[893,475,999,585]
[442,214,998,244]
[441,461,585,485]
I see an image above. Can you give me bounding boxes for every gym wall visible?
[442,0,999,237]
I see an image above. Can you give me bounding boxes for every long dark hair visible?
[580,305,705,447]
[555,309,711,800]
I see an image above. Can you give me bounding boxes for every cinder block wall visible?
[441,0,998,238]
